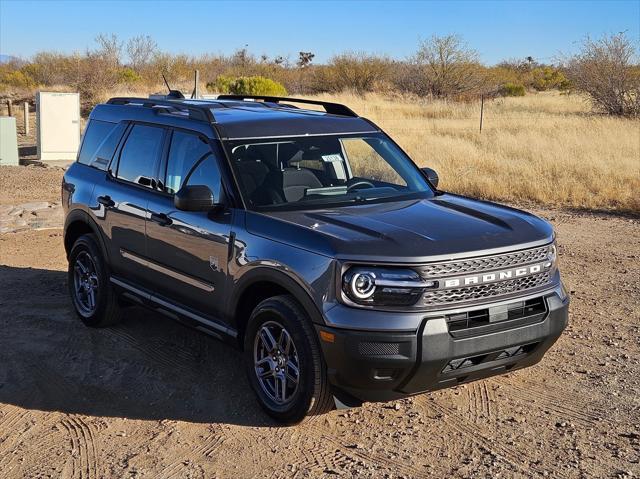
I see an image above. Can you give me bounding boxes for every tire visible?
[244,295,334,424]
[67,233,121,327]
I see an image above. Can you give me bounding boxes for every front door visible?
[145,129,232,321]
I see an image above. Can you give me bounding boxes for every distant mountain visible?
[0,54,18,63]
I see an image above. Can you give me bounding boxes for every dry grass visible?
[311,91,640,214]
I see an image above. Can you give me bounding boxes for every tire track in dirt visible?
[466,381,495,423]
[60,416,100,479]
[416,395,572,479]
[0,406,33,474]
[299,419,427,478]
[495,379,605,427]
[159,426,226,479]
[103,327,198,379]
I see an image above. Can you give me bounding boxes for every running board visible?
[110,276,237,340]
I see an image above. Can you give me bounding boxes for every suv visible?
[63,95,568,423]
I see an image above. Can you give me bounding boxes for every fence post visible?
[23,102,29,134]
[479,94,484,133]
[194,69,200,99]
[7,99,12,117]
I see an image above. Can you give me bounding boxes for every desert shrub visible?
[319,53,394,93]
[565,32,640,117]
[499,83,526,97]
[117,67,142,84]
[207,75,287,96]
[1,69,37,88]
[531,66,568,91]
[411,35,487,98]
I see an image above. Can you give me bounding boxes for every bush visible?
[531,66,568,91]
[0,69,37,88]
[207,75,287,96]
[117,67,142,84]
[319,53,394,93]
[565,33,640,117]
[499,83,526,96]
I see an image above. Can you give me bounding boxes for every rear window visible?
[77,120,126,171]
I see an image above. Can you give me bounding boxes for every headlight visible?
[544,242,557,269]
[342,267,436,307]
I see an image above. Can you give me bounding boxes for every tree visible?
[94,33,122,67]
[413,35,485,98]
[565,32,640,117]
[297,51,315,68]
[126,35,157,70]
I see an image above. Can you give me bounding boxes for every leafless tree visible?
[413,35,485,98]
[126,35,157,70]
[94,33,122,66]
[565,32,639,117]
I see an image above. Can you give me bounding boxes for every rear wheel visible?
[68,234,121,327]
[244,295,333,424]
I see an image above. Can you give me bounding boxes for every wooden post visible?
[7,99,12,117]
[23,102,29,134]
[479,94,484,133]
[194,69,200,99]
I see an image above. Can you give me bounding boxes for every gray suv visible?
[62,95,569,423]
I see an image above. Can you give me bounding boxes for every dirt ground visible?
[0,167,638,478]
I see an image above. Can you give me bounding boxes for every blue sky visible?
[1,0,638,64]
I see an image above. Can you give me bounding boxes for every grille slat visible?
[423,271,551,306]
[419,245,549,278]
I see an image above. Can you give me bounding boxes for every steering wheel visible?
[347,180,375,192]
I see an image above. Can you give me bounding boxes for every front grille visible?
[419,245,549,278]
[422,271,552,306]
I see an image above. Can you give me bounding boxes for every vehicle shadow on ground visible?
[0,265,279,427]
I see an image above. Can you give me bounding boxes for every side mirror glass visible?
[174,185,215,211]
[421,167,439,188]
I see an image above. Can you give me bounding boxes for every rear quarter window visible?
[77,120,126,171]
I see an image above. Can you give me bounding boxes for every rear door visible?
[93,123,167,285]
[145,129,232,320]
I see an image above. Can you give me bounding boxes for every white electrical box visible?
[0,117,19,166]
[36,92,81,161]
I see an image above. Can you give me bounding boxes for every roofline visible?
[214,95,359,117]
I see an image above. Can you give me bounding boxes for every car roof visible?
[90,97,380,140]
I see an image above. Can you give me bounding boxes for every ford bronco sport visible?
[62,95,569,423]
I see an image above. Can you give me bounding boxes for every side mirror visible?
[421,167,439,188]
[174,185,215,212]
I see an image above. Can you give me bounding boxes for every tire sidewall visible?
[244,298,317,422]
[67,234,110,327]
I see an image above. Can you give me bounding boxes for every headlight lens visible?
[544,242,557,269]
[342,267,435,307]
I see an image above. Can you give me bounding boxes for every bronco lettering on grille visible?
[442,263,545,289]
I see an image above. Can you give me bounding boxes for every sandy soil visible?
[0,169,638,478]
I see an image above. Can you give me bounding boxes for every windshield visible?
[224,133,434,210]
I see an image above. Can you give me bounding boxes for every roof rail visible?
[106,97,215,122]
[215,95,358,117]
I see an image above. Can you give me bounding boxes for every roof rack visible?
[215,95,358,117]
[106,97,215,122]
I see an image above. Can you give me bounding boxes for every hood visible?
[245,194,554,262]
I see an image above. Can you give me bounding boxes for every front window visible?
[225,133,433,210]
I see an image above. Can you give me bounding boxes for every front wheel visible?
[244,295,334,424]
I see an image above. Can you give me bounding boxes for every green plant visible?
[499,82,526,97]
[117,67,142,84]
[207,75,287,96]
[531,66,568,91]
[0,69,37,88]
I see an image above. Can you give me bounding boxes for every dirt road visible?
[0,169,638,478]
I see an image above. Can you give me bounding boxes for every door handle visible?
[97,195,115,208]
[150,212,173,227]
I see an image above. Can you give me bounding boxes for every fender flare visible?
[64,209,110,263]
[229,266,326,329]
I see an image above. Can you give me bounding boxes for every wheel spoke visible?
[286,360,299,384]
[277,374,287,402]
[87,288,96,309]
[260,327,277,352]
[279,329,291,355]
[75,258,88,275]
[257,367,274,379]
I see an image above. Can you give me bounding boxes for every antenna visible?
[190,70,200,99]
[161,74,185,100]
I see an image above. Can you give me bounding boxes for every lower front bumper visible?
[317,291,569,404]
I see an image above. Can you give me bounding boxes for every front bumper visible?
[317,290,569,404]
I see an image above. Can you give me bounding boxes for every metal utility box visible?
[0,116,19,166]
[36,92,81,161]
